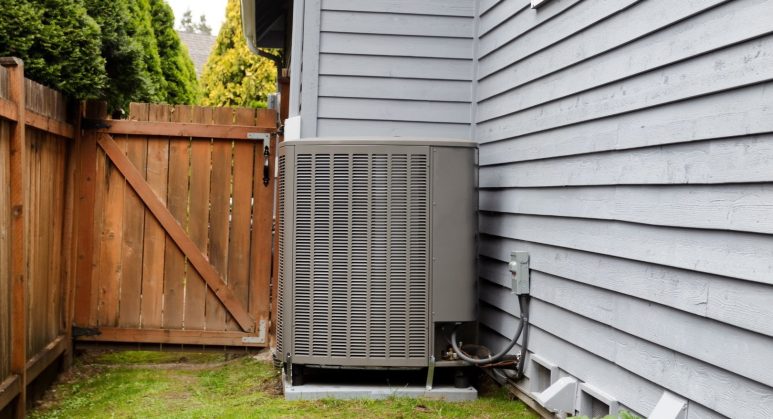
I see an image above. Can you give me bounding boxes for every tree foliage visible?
[0,0,107,98]
[149,0,199,104]
[180,9,212,35]
[0,0,199,110]
[84,0,152,109]
[200,0,276,108]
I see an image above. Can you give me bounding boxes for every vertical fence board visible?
[52,140,66,339]
[97,136,126,327]
[207,107,234,332]
[60,107,81,366]
[25,131,39,357]
[119,103,149,328]
[5,57,27,419]
[162,105,191,330]
[74,103,102,327]
[251,110,277,338]
[186,106,213,330]
[140,104,170,328]
[0,111,11,384]
[227,108,256,331]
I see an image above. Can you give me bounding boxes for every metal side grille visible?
[292,151,429,363]
[276,154,285,358]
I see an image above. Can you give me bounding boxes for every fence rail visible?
[0,58,78,418]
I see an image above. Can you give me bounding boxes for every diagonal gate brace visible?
[97,133,256,332]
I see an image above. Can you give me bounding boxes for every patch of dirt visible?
[31,363,105,412]
[251,349,273,362]
[259,375,285,397]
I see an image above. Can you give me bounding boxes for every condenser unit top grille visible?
[283,137,477,148]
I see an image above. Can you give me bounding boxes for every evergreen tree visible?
[200,0,276,108]
[127,0,166,103]
[0,0,107,99]
[149,0,199,104]
[84,0,153,109]
[0,0,199,109]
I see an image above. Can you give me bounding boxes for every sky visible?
[167,0,229,35]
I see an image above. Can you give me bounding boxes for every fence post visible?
[72,101,104,327]
[1,56,27,419]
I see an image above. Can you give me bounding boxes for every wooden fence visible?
[0,57,279,417]
[0,58,79,418]
[72,103,277,346]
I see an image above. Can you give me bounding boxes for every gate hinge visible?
[72,326,101,338]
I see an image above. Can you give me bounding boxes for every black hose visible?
[450,294,531,367]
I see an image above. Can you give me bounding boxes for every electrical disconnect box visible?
[510,251,530,295]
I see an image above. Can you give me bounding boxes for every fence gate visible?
[72,103,277,347]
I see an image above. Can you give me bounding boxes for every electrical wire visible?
[449,294,531,378]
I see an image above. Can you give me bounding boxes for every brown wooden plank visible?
[59,103,83,368]
[251,134,275,345]
[0,375,20,413]
[97,133,255,332]
[3,56,27,419]
[226,108,256,331]
[24,335,66,385]
[89,144,107,327]
[140,104,170,329]
[252,108,277,343]
[77,327,266,347]
[26,131,41,357]
[118,103,149,328]
[96,134,126,328]
[44,132,65,344]
[98,119,274,140]
[0,97,18,122]
[0,119,11,380]
[73,102,105,327]
[25,111,75,139]
[162,105,191,330]
[185,106,212,330]
[207,107,234,332]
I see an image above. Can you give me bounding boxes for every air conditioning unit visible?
[277,138,477,383]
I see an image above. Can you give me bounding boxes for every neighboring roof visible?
[177,31,216,77]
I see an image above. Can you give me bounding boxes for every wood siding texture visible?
[289,0,773,416]
[475,0,773,417]
[297,0,475,138]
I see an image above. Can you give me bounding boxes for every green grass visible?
[30,351,539,419]
[93,350,226,365]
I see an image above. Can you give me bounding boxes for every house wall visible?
[475,0,773,417]
[287,0,773,416]
[292,0,476,139]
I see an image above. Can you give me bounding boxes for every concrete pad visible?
[284,382,478,401]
